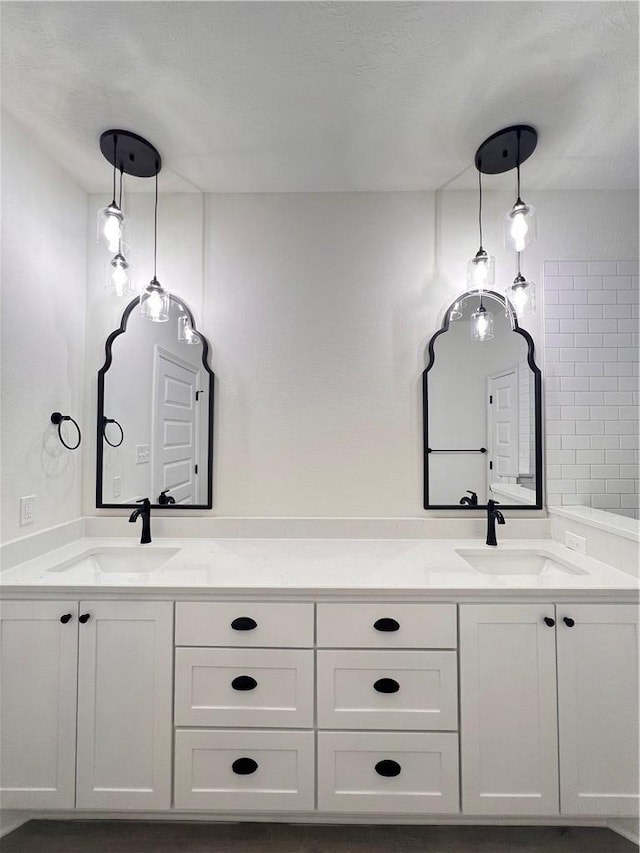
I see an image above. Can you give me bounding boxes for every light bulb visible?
[506,273,536,318]
[505,200,536,252]
[471,304,494,341]
[98,202,125,253]
[106,252,133,296]
[140,278,170,322]
[467,249,495,290]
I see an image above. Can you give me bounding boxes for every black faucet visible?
[158,488,175,505]
[486,499,505,546]
[129,498,152,544]
[459,490,478,506]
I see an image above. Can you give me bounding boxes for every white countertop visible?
[0,537,637,600]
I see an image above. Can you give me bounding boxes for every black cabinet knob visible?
[231,675,258,691]
[231,617,257,631]
[232,757,258,775]
[60,613,72,624]
[563,617,575,628]
[79,613,91,624]
[375,759,401,777]
[543,616,555,627]
[373,617,400,632]
[373,678,400,694]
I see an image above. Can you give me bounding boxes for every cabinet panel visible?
[76,600,173,810]
[317,731,459,813]
[317,650,457,730]
[174,729,315,811]
[459,604,559,815]
[175,602,314,648]
[0,600,78,809]
[317,603,456,648]
[174,648,314,728]
[557,604,639,816]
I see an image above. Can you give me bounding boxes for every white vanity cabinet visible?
[460,603,639,818]
[316,602,460,814]
[173,601,315,811]
[0,599,173,811]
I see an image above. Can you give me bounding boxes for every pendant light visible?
[471,294,494,341]
[178,311,200,344]
[97,135,126,253]
[105,167,134,296]
[505,252,536,319]
[467,165,495,290]
[140,167,170,322]
[504,128,537,252]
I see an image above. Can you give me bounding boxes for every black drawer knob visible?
[373,678,400,694]
[79,613,91,624]
[375,759,401,777]
[232,757,258,775]
[563,617,575,628]
[373,617,400,632]
[543,616,555,627]
[231,617,257,631]
[60,613,72,624]
[231,675,258,691]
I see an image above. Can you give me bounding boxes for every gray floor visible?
[1,821,638,853]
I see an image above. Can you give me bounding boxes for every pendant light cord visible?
[111,134,117,205]
[117,167,124,254]
[478,164,484,250]
[516,129,522,203]
[153,165,159,280]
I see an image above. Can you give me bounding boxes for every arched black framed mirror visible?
[423,290,542,510]
[97,295,214,509]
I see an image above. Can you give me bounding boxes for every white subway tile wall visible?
[544,261,639,519]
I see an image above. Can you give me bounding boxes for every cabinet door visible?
[557,604,639,816]
[0,600,78,809]
[75,600,173,810]
[459,604,559,815]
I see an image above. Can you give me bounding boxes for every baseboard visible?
[608,818,640,846]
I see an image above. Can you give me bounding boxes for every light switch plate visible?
[20,495,35,525]
[113,476,122,498]
[565,531,586,555]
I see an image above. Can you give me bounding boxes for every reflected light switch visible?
[136,445,150,465]
[113,476,121,498]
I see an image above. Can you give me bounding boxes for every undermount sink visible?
[48,547,180,574]
[455,549,587,576]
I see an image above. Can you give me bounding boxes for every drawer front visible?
[317,603,456,648]
[174,729,314,811]
[174,648,314,728]
[317,731,459,813]
[175,602,314,648]
[317,650,458,730]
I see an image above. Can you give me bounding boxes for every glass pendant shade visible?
[467,248,495,290]
[105,251,134,297]
[140,278,170,322]
[506,273,536,318]
[449,300,463,321]
[471,303,494,341]
[98,202,126,253]
[178,314,199,344]
[504,200,536,252]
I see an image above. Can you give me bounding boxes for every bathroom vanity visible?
[0,537,637,826]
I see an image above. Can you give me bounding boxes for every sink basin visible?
[455,549,586,576]
[48,547,180,574]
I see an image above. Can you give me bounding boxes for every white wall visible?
[81,188,637,518]
[0,113,87,542]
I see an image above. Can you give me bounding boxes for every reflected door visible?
[488,369,518,483]
[152,347,200,504]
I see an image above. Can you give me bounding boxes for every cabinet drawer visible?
[317,731,459,813]
[175,602,314,647]
[316,603,456,648]
[317,650,457,730]
[174,648,314,728]
[174,729,314,811]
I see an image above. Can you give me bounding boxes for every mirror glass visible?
[423,291,542,509]
[97,296,214,508]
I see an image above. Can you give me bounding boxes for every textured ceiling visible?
[1,1,638,193]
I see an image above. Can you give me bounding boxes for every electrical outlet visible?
[113,476,122,498]
[20,495,35,526]
[565,531,586,555]
[136,444,150,465]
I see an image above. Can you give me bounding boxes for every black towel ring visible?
[50,412,82,451]
[102,416,124,448]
